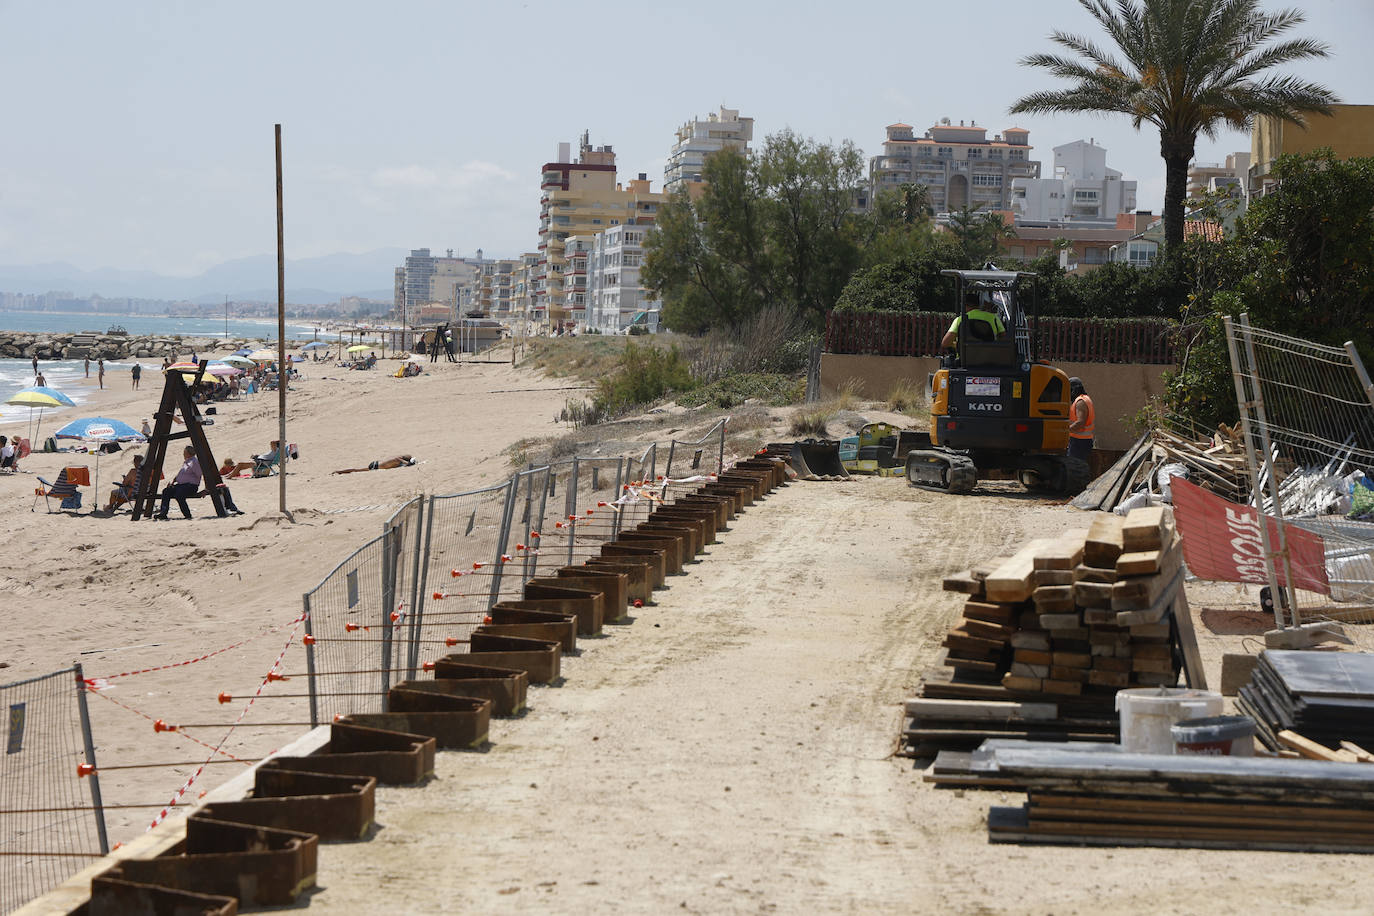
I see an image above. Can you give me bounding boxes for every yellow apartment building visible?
[1250,103,1374,195]
[538,132,666,329]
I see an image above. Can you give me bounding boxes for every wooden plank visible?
[1340,741,1374,764]
[1039,612,1082,629]
[1074,580,1115,608]
[1042,679,1083,696]
[1002,674,1043,692]
[1032,585,1076,610]
[1013,648,1053,666]
[1075,563,1118,584]
[1114,572,1183,626]
[1010,631,1051,651]
[984,539,1056,603]
[1111,541,1183,610]
[1083,515,1124,568]
[1171,582,1208,690]
[942,572,985,595]
[1033,533,1086,571]
[1033,568,1075,587]
[1051,652,1092,669]
[903,698,1059,720]
[963,600,1018,624]
[1116,546,1172,576]
[1272,730,1340,761]
[962,618,1015,640]
[1121,505,1174,552]
[1088,669,1130,688]
[1011,662,1051,679]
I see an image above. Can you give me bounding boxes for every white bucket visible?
[1115,687,1224,754]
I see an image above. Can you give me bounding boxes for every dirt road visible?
[307,477,1369,915]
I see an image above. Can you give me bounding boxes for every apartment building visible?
[1250,104,1374,196]
[538,133,667,329]
[394,248,481,323]
[585,224,661,334]
[1010,139,1137,227]
[870,119,1041,213]
[664,106,754,196]
[1187,152,1250,199]
[467,257,523,319]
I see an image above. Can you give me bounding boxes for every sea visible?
[0,310,324,431]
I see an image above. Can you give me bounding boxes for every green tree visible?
[946,206,1016,265]
[643,131,866,332]
[834,236,966,313]
[1010,0,1335,254]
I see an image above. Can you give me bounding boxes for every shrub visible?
[592,342,696,417]
[885,378,927,414]
[789,405,834,437]
[676,373,805,409]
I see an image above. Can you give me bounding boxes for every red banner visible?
[1169,477,1329,594]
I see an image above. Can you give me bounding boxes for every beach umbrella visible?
[248,348,277,362]
[347,344,371,354]
[53,417,146,505]
[234,346,254,356]
[221,355,257,370]
[301,341,328,351]
[167,361,201,371]
[205,364,242,377]
[6,386,76,442]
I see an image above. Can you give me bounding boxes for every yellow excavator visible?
[904,268,1089,495]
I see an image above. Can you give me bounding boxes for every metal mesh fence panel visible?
[537,459,579,574]
[663,418,727,480]
[1,666,107,913]
[303,533,392,726]
[566,456,624,563]
[618,443,657,531]
[383,497,425,680]
[411,480,514,666]
[493,466,551,603]
[1225,314,1374,626]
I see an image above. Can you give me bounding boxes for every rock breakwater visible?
[1,331,304,361]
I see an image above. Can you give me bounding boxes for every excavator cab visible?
[906,268,1089,495]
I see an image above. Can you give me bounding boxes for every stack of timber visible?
[1074,424,1250,511]
[970,742,1374,853]
[903,506,1204,756]
[1236,650,1374,758]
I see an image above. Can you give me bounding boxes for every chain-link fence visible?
[384,497,426,680]
[662,418,729,502]
[1,665,107,913]
[618,443,658,531]
[565,456,625,563]
[302,533,394,726]
[411,480,515,667]
[493,466,552,604]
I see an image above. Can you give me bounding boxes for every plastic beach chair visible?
[33,466,90,512]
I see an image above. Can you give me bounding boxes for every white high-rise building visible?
[664,106,754,195]
[1010,139,1137,227]
[586,225,660,333]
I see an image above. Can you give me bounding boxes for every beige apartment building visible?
[538,132,666,328]
[870,119,1041,214]
[1250,104,1374,196]
[664,106,754,196]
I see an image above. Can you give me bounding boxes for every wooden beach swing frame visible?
[129,361,227,520]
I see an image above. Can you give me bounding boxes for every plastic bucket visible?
[1171,715,1256,757]
[1115,688,1224,754]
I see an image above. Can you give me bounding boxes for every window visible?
[989,149,1002,159]
[918,146,932,157]
[938,147,952,157]
[1010,149,1025,160]
[1128,241,1156,266]
[971,173,1001,186]
[1073,189,1099,202]
[968,148,982,159]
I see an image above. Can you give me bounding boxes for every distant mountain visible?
[0,248,408,303]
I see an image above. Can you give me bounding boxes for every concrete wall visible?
[819,353,1170,450]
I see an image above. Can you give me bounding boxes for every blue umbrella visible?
[52,417,146,511]
[53,417,145,442]
[301,341,328,350]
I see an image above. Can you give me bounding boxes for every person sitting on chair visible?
[219,456,257,478]
[941,291,1006,351]
[104,454,145,513]
[332,455,416,475]
[155,446,202,520]
[0,436,15,472]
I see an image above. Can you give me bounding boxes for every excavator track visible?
[904,449,978,494]
[1018,454,1091,495]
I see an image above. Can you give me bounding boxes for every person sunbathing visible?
[219,457,257,478]
[332,455,416,474]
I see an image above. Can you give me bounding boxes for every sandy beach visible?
[8,347,1374,914]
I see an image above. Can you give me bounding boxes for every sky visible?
[1,0,1369,278]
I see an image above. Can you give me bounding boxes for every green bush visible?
[592,342,696,417]
[676,373,805,409]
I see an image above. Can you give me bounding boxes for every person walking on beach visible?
[131,363,142,390]
[84,356,90,378]
[97,358,105,389]
[35,371,46,387]
[31,355,38,375]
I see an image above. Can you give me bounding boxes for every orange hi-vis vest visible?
[1071,394,1095,440]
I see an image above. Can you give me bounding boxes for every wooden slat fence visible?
[825,311,1177,365]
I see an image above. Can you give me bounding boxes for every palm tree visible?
[897,183,931,224]
[1010,0,1336,253]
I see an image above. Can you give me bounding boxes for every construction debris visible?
[902,506,1204,756]
[1073,425,1250,513]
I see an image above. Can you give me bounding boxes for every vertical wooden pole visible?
[276,124,290,519]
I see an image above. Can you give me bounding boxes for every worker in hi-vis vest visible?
[1067,376,1094,462]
